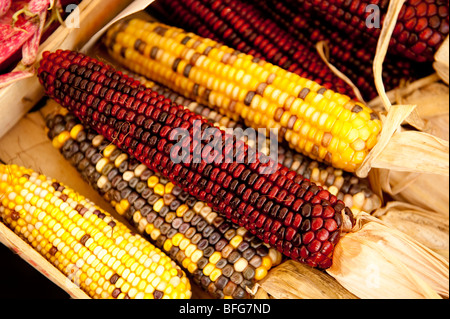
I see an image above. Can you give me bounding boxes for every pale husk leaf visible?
[434,36,449,84]
[401,81,449,120]
[379,170,449,216]
[257,260,357,299]
[370,130,449,176]
[374,202,449,259]
[327,213,448,299]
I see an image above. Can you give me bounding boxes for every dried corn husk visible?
[434,36,449,85]
[254,261,357,299]
[327,213,449,299]
[378,169,449,217]
[373,202,449,259]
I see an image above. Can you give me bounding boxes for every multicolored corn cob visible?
[0,164,192,299]
[45,111,283,299]
[127,72,382,215]
[104,19,383,173]
[153,0,356,98]
[289,0,449,63]
[38,50,356,270]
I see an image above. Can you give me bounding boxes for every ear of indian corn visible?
[0,164,192,299]
[153,0,356,98]
[121,71,382,215]
[287,0,449,63]
[45,111,283,299]
[103,19,383,173]
[252,0,424,101]
[38,50,355,270]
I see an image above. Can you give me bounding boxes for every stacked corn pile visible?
[104,19,383,173]
[118,73,382,215]
[37,49,449,299]
[150,0,357,98]
[150,0,441,101]
[286,0,449,63]
[253,0,431,100]
[39,49,358,272]
[45,110,283,299]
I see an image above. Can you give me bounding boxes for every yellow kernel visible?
[209,251,222,265]
[153,199,165,213]
[209,269,222,282]
[261,256,273,270]
[154,184,165,196]
[202,263,215,277]
[171,234,184,247]
[230,235,243,249]
[255,267,268,281]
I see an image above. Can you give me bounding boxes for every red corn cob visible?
[258,0,425,101]
[38,50,355,270]
[290,0,449,63]
[154,0,357,98]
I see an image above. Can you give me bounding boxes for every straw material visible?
[373,202,449,259]
[254,261,358,299]
[434,36,449,85]
[327,213,449,299]
[377,169,449,217]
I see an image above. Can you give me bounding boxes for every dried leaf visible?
[434,36,449,84]
[258,261,357,299]
[382,171,449,216]
[327,213,449,299]
[371,131,449,176]
[374,202,449,259]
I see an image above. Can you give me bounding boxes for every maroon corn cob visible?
[38,50,354,270]
[257,0,430,101]
[154,0,357,98]
[290,0,449,63]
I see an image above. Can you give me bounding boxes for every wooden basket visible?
[0,0,448,300]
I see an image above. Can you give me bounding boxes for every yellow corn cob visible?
[0,164,192,299]
[104,19,383,173]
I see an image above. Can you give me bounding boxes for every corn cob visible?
[45,111,283,299]
[154,0,356,98]
[126,72,382,214]
[104,19,383,173]
[289,0,449,63]
[0,164,192,299]
[257,0,424,101]
[38,50,356,270]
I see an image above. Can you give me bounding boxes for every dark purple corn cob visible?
[290,0,449,63]
[38,50,354,270]
[254,0,429,101]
